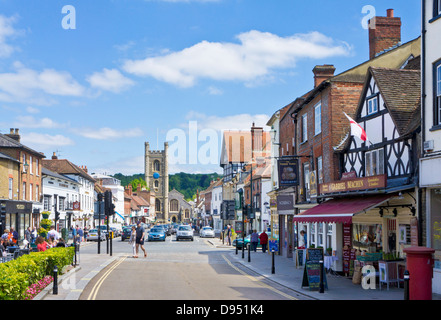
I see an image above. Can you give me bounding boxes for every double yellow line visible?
[87,256,127,300]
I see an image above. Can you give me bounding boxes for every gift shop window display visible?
[352,223,383,253]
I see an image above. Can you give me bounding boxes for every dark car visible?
[121,225,135,241]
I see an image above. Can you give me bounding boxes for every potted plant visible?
[326,247,333,256]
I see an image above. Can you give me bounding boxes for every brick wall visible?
[369,9,401,59]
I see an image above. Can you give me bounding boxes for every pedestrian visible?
[84,226,89,242]
[31,226,37,244]
[226,225,232,246]
[250,230,259,252]
[135,221,147,258]
[77,227,84,243]
[56,238,66,247]
[0,238,6,256]
[10,227,18,244]
[298,230,306,248]
[1,229,9,241]
[35,236,49,252]
[47,226,60,241]
[259,230,268,253]
[129,226,137,258]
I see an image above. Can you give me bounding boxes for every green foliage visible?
[0,247,74,300]
[112,172,221,201]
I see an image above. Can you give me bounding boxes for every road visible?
[78,233,304,301]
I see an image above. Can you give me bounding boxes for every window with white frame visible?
[314,103,321,135]
[44,195,51,211]
[318,223,324,247]
[22,182,26,200]
[436,63,441,125]
[29,156,33,174]
[36,158,39,176]
[367,96,378,115]
[365,148,385,177]
[310,223,316,247]
[327,224,333,249]
[302,113,307,142]
[317,156,323,184]
[8,178,13,199]
[29,184,33,201]
[303,162,310,201]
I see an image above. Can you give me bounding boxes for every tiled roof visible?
[0,132,46,158]
[42,159,96,182]
[370,67,421,137]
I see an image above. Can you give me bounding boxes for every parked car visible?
[200,226,215,238]
[148,226,166,241]
[171,223,179,234]
[87,229,106,241]
[176,225,194,241]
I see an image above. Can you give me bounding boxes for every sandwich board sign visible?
[301,248,328,291]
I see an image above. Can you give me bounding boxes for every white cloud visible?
[207,86,223,95]
[184,111,270,131]
[26,106,40,114]
[13,115,64,129]
[0,15,20,58]
[0,62,86,105]
[123,30,351,87]
[21,132,75,150]
[72,127,144,140]
[87,68,135,93]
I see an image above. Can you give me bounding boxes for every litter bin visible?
[403,247,435,300]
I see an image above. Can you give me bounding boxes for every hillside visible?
[112,172,221,201]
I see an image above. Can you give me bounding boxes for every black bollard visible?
[271,250,275,274]
[319,260,325,293]
[248,243,251,262]
[53,265,58,295]
[404,270,410,300]
[236,243,238,255]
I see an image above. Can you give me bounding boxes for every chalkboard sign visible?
[301,248,328,291]
[296,249,306,268]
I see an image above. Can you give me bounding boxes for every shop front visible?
[1,200,33,243]
[292,190,417,280]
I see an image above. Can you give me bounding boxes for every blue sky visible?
[0,0,421,176]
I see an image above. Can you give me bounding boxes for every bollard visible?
[271,250,275,274]
[248,243,251,262]
[319,260,325,293]
[53,265,58,295]
[404,270,410,300]
[236,243,238,255]
[73,241,77,266]
[242,240,245,259]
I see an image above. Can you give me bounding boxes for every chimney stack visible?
[313,65,336,88]
[6,128,20,143]
[369,9,401,59]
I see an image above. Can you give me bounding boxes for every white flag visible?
[343,112,368,142]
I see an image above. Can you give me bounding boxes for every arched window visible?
[154,160,160,172]
[155,199,161,212]
[185,209,190,219]
[170,199,179,212]
[154,180,159,188]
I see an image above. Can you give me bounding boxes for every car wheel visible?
[191,237,194,241]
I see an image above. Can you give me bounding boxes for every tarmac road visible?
[79,234,308,300]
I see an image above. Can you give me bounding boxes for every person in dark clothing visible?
[135,221,147,258]
[259,231,268,253]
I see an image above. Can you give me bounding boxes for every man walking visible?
[135,221,147,258]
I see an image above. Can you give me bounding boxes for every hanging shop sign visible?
[319,174,387,195]
[278,157,299,187]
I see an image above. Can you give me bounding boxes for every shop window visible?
[435,61,441,126]
[352,223,383,252]
[317,156,323,184]
[310,223,316,247]
[318,223,324,247]
[327,224,333,249]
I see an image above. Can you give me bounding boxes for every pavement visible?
[35,237,441,301]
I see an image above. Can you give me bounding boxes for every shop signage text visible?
[319,174,387,195]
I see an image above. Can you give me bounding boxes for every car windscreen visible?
[150,228,163,233]
[178,226,191,231]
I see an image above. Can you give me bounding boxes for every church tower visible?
[145,142,169,222]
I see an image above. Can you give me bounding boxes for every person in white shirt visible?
[47,226,60,241]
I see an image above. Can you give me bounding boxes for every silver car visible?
[200,226,215,238]
[176,225,194,241]
[87,229,106,241]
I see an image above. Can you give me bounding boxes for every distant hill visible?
[111,172,221,201]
